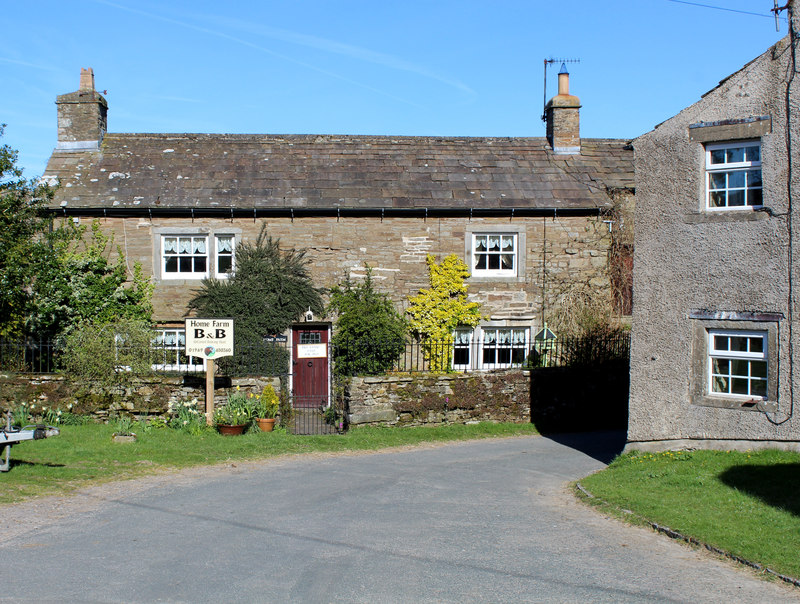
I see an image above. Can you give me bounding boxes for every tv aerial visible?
[541,57,580,123]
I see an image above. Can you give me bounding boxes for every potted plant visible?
[214,387,251,435]
[252,385,279,432]
[111,415,138,443]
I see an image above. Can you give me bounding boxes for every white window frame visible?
[161,235,209,280]
[707,329,767,399]
[471,233,518,277]
[705,141,762,210]
[160,234,237,280]
[479,327,530,370]
[215,234,235,279]
[152,328,205,372]
[452,328,475,370]
[449,327,531,371]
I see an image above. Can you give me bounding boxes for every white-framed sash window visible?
[450,326,530,371]
[706,141,762,210]
[708,329,767,398]
[160,234,236,280]
[152,328,205,371]
[162,235,208,279]
[215,235,235,278]
[472,233,517,276]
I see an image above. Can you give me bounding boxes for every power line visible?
[664,0,782,20]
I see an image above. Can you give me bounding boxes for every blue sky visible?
[1,0,790,178]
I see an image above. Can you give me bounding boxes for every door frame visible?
[289,322,332,407]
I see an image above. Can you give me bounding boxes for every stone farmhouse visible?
[627,4,800,451]
[43,67,632,390]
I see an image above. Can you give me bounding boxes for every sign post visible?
[185,318,235,425]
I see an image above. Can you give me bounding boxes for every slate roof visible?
[44,133,632,213]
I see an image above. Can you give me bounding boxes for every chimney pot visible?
[545,66,581,155]
[55,68,107,149]
[79,67,95,91]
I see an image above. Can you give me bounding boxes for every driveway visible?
[0,432,796,603]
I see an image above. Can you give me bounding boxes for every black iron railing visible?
[0,337,290,377]
[0,331,630,377]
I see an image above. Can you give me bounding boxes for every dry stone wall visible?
[0,374,280,419]
[346,370,530,427]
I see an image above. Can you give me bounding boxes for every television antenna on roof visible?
[541,57,580,123]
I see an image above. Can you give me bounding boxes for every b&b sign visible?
[185,318,234,359]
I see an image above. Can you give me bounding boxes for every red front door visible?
[291,326,330,408]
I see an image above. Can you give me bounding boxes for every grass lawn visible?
[578,448,800,581]
[0,421,538,505]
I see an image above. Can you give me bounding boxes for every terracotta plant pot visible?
[256,418,276,432]
[217,424,246,436]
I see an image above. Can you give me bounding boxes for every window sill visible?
[469,274,523,283]
[683,210,769,224]
[160,275,208,282]
[692,394,777,413]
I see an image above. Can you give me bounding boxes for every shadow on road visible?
[542,430,627,465]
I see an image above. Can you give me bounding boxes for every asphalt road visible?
[0,432,797,603]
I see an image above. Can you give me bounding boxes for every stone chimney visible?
[545,64,581,155]
[55,67,108,150]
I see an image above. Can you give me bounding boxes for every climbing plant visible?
[406,254,482,371]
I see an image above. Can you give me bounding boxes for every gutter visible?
[46,205,607,220]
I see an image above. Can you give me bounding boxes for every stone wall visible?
[1,371,530,428]
[346,371,530,427]
[71,213,617,329]
[0,374,280,420]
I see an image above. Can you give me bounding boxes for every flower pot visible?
[217,424,246,436]
[256,418,276,432]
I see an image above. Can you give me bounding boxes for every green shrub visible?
[328,266,407,376]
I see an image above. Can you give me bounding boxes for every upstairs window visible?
[706,141,762,210]
[708,329,767,398]
[472,233,517,276]
[162,236,208,279]
[161,234,236,280]
[216,235,235,278]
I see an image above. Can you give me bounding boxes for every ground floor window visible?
[708,329,767,398]
[152,328,205,371]
[481,327,529,368]
[451,326,530,370]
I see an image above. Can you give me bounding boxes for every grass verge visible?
[0,421,538,505]
[577,448,800,581]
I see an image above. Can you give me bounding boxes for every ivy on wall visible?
[406,254,483,371]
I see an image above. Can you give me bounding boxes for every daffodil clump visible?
[166,397,207,433]
[6,400,84,427]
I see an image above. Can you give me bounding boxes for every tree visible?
[406,254,483,371]
[188,224,324,374]
[0,125,53,337]
[328,266,407,376]
[27,221,153,338]
[61,318,155,402]
[0,127,153,339]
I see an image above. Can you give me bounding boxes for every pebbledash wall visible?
[72,214,613,323]
[627,20,800,451]
[2,371,531,427]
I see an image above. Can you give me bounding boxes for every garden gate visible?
[290,324,339,434]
